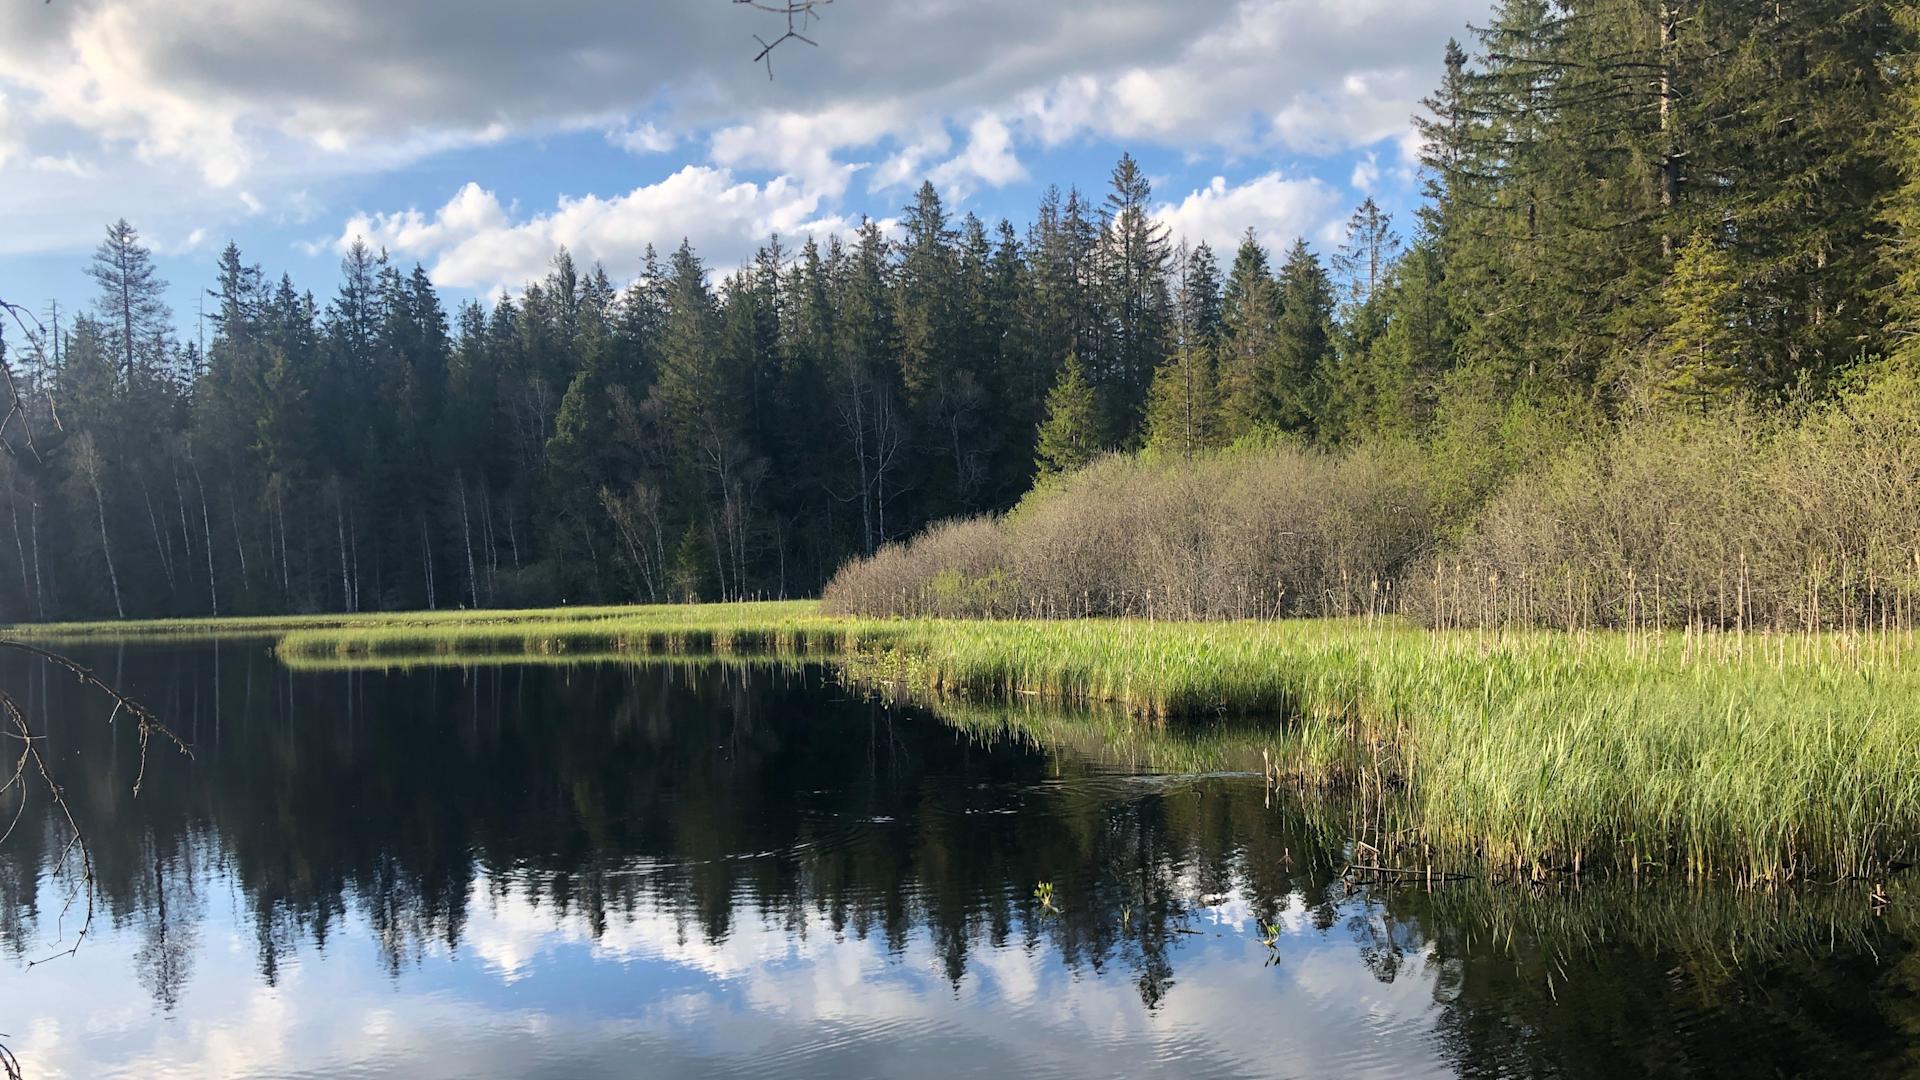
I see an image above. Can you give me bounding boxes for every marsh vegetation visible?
[48,598,1858,886]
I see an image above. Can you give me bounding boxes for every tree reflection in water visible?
[0,643,1913,1077]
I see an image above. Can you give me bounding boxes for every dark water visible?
[0,645,1914,1079]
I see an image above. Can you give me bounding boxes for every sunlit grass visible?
[23,601,1920,882]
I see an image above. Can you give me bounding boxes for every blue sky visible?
[0,0,1489,338]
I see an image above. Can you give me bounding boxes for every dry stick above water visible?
[0,297,190,1076]
[0,642,189,1080]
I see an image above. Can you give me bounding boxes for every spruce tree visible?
[1271,239,1335,436]
[1216,232,1279,440]
[1095,153,1173,440]
[87,219,171,383]
[1035,353,1104,476]
[1144,343,1217,459]
[1657,231,1743,407]
[1880,1,1920,370]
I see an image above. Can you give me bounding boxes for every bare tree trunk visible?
[187,452,218,617]
[706,509,728,602]
[651,510,666,603]
[28,497,44,620]
[228,489,249,592]
[335,485,351,613]
[478,484,499,601]
[348,502,361,612]
[1659,1,1679,259]
[420,514,436,609]
[276,483,291,595]
[839,365,874,554]
[457,473,478,609]
[9,502,32,620]
[578,517,600,596]
[506,499,522,569]
[138,473,176,591]
[90,475,124,619]
[171,463,195,579]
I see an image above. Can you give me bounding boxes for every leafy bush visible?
[825,443,1433,620]
[828,367,1920,632]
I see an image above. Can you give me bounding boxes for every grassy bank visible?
[21,601,1920,883]
[1,602,790,643]
[270,600,884,659]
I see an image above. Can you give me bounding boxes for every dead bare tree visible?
[0,296,188,1077]
[0,643,187,1078]
[735,0,833,79]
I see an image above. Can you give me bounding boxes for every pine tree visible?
[1216,232,1279,440]
[1271,239,1335,436]
[1657,231,1743,407]
[1095,153,1173,440]
[87,219,171,383]
[1176,241,1223,350]
[1365,240,1453,438]
[1884,2,1920,370]
[1332,198,1400,306]
[1144,343,1217,459]
[1035,353,1104,476]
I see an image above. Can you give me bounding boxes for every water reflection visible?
[0,645,1912,1078]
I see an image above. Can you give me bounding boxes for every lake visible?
[0,643,1910,1078]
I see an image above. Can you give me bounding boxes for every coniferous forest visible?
[6,0,1920,622]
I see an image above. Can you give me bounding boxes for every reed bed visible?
[272,600,886,659]
[256,601,1920,885]
[2,601,768,643]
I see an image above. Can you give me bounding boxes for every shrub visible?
[824,443,1434,620]
[1445,371,1920,630]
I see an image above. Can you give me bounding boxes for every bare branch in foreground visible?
[735,0,832,79]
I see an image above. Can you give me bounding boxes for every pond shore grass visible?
[18,600,1920,884]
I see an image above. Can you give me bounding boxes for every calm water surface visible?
[0,644,1913,1078]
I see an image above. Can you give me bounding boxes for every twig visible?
[0,300,52,467]
[734,0,831,79]
[0,639,190,795]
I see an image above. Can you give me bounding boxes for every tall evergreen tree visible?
[1035,353,1104,476]
[87,219,171,383]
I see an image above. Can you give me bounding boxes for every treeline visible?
[0,155,1231,620]
[10,0,1920,621]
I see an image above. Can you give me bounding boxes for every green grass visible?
[18,601,1920,883]
[2,602,791,643]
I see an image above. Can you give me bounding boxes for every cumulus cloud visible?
[928,115,1026,195]
[610,121,676,155]
[1153,173,1343,256]
[0,92,16,169]
[0,0,1476,188]
[1350,153,1380,192]
[0,0,1482,267]
[340,168,864,294]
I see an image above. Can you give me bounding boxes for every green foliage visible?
[1881,2,1920,369]
[1657,231,1745,407]
[1142,343,1217,458]
[1035,353,1105,476]
[9,0,1920,622]
[254,599,1920,883]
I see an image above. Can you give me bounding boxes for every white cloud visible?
[341,167,862,293]
[0,92,16,169]
[1153,172,1342,256]
[872,128,957,192]
[610,121,676,155]
[1351,152,1380,192]
[928,115,1026,196]
[0,0,1479,207]
[709,102,911,202]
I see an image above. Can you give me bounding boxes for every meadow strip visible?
[34,601,1920,883]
